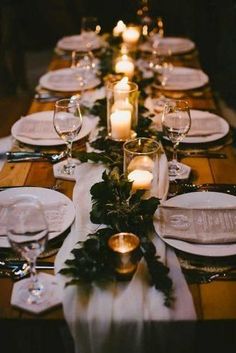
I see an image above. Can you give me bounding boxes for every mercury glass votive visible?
[106,77,138,141]
[123,137,161,192]
[108,232,140,279]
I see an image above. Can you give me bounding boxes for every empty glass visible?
[162,100,191,179]
[71,50,96,88]
[53,98,83,176]
[6,195,48,304]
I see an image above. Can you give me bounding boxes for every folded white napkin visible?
[0,201,67,236]
[187,116,223,136]
[16,117,60,140]
[159,205,236,244]
[55,162,196,353]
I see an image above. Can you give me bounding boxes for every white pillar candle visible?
[114,77,130,101]
[115,55,135,78]
[128,169,153,191]
[113,20,126,37]
[122,27,140,45]
[128,156,154,172]
[111,98,133,113]
[110,110,132,140]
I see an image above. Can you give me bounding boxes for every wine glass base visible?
[11,273,62,314]
[53,159,81,181]
[168,161,191,181]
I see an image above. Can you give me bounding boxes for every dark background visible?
[0,0,236,109]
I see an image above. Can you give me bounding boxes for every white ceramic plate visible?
[57,34,103,52]
[11,111,96,146]
[154,192,236,256]
[139,36,196,55]
[39,68,101,92]
[160,67,209,90]
[0,187,75,248]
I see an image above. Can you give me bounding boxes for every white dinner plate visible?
[148,106,230,144]
[139,36,196,55]
[39,68,101,92]
[154,192,236,256]
[11,111,96,146]
[0,187,75,248]
[161,67,209,90]
[57,33,104,52]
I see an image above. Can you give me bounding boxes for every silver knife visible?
[0,151,65,163]
[180,152,227,159]
[0,260,54,270]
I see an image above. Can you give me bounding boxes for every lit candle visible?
[110,110,132,140]
[114,77,130,101]
[128,156,154,172]
[111,98,133,113]
[128,169,153,191]
[113,20,126,37]
[122,26,140,45]
[115,55,135,78]
[108,232,140,277]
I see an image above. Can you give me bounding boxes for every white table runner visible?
[55,158,196,353]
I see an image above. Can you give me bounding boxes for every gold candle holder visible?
[108,232,140,279]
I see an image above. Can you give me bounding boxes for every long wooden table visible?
[1,42,236,339]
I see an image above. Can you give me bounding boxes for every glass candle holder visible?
[106,77,138,141]
[123,137,161,192]
[108,232,140,279]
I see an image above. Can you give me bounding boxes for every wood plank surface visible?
[1,39,236,323]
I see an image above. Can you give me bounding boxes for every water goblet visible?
[6,195,48,304]
[81,16,101,35]
[71,50,95,88]
[53,98,83,176]
[162,99,191,179]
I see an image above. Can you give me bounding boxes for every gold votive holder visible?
[108,232,140,280]
[123,137,161,193]
[106,77,138,141]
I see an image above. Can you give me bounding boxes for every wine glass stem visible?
[66,141,73,167]
[29,259,41,298]
[172,143,178,162]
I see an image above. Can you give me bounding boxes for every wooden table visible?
[1,44,236,351]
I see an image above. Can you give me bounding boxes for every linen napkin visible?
[0,201,67,236]
[16,117,60,140]
[159,205,236,244]
[55,161,196,353]
[187,116,223,136]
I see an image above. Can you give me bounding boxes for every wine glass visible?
[53,98,83,176]
[162,100,191,179]
[81,16,101,35]
[71,50,96,88]
[6,195,48,304]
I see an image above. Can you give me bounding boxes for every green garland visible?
[60,43,174,307]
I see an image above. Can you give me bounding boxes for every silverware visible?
[1,151,66,163]
[183,268,236,284]
[0,260,54,280]
[0,260,54,270]
[180,183,236,195]
[179,151,227,159]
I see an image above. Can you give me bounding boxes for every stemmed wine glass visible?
[162,99,191,179]
[71,50,95,88]
[53,98,83,176]
[6,195,48,304]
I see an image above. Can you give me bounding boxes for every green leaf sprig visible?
[60,168,174,306]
